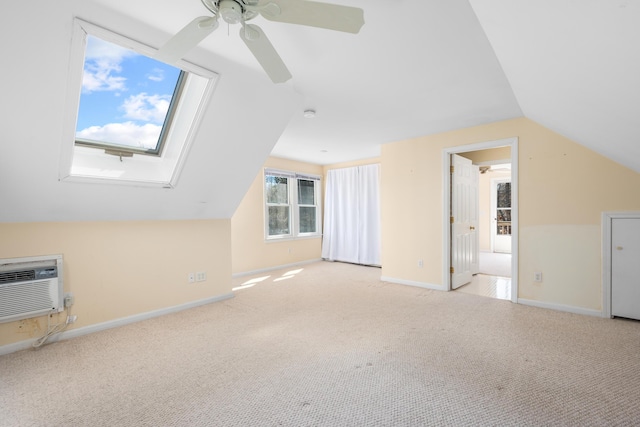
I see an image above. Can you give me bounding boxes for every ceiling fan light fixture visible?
[219,0,244,24]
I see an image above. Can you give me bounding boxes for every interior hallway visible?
[457,251,512,301]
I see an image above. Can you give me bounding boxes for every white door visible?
[451,154,479,289]
[611,218,640,320]
[492,179,512,254]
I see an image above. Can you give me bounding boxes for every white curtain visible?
[321,164,381,266]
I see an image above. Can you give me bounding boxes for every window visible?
[264,169,321,239]
[59,19,218,188]
[75,35,185,157]
[298,179,317,234]
[496,181,512,235]
[266,175,291,236]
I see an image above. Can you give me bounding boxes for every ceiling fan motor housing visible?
[219,0,244,24]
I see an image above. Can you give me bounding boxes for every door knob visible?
[470,226,475,230]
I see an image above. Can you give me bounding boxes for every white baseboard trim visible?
[517,298,602,317]
[381,276,447,291]
[0,292,235,357]
[232,258,322,278]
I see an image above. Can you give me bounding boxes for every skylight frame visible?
[59,18,219,188]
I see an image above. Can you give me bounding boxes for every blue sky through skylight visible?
[76,35,181,150]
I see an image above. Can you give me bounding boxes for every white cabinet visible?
[610,217,640,320]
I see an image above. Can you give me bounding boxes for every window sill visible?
[265,234,322,243]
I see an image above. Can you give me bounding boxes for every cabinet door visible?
[611,218,640,320]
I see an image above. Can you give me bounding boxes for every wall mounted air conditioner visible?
[0,255,64,323]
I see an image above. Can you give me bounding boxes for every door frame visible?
[442,137,519,303]
[601,211,640,318]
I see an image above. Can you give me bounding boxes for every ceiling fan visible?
[479,164,511,174]
[155,0,365,83]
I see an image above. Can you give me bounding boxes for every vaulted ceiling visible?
[1,0,638,222]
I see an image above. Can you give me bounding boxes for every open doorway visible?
[464,163,512,300]
[442,138,518,303]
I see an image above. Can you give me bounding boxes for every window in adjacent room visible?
[264,169,321,240]
[496,181,512,235]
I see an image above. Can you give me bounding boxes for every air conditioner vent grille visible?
[0,280,56,319]
[0,270,36,284]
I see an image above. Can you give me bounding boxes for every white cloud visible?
[121,93,171,124]
[82,62,127,93]
[147,68,165,82]
[82,36,137,94]
[76,122,162,149]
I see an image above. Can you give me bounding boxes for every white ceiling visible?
[89,0,640,170]
[1,0,638,222]
[88,0,525,165]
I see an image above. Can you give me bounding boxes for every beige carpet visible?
[2,261,640,426]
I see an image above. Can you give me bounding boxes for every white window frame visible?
[264,169,322,241]
[59,18,218,188]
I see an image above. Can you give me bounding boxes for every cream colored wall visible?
[381,117,640,311]
[0,219,231,347]
[231,157,324,275]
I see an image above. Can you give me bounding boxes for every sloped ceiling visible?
[0,0,301,222]
[468,0,640,173]
[1,0,638,222]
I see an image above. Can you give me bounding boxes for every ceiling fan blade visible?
[259,0,364,34]
[239,24,292,84]
[155,16,219,64]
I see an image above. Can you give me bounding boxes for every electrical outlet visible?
[418,259,424,268]
[196,272,207,282]
[188,273,195,283]
[66,315,77,324]
[534,272,543,282]
[64,293,74,307]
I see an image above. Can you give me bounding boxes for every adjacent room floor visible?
[456,251,512,301]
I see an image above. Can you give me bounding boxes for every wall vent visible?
[0,255,64,323]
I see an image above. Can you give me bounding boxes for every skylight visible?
[75,36,185,157]
[60,19,218,188]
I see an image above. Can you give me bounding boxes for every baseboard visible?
[381,276,447,291]
[0,292,235,356]
[517,298,602,317]
[232,258,322,278]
